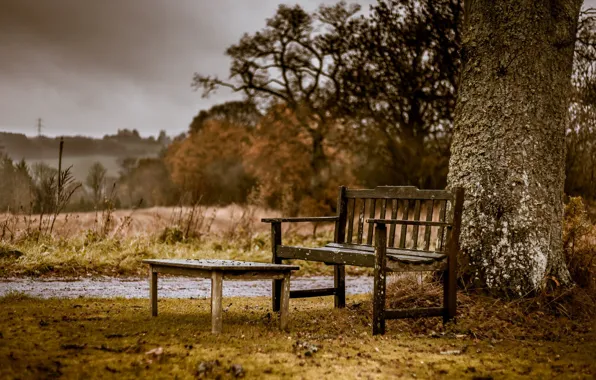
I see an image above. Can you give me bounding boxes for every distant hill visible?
[0,129,171,179]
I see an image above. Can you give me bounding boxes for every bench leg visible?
[443,262,457,323]
[372,224,387,335]
[271,222,282,312]
[279,273,291,331]
[150,267,158,317]
[272,279,282,312]
[211,271,223,334]
[334,264,346,308]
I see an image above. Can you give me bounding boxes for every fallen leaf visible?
[440,350,461,355]
[61,343,86,350]
[145,347,163,357]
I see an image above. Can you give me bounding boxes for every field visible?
[1,205,595,379]
[0,205,323,239]
[1,293,594,379]
[0,206,349,278]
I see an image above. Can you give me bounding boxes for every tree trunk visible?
[309,128,329,189]
[448,0,583,295]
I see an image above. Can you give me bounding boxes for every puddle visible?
[0,276,373,299]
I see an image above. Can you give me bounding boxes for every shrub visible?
[563,197,596,291]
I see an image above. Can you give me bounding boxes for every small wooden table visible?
[142,259,299,333]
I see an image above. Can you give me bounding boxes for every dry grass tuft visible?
[385,273,595,343]
[564,197,596,291]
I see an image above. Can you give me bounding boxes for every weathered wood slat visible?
[224,271,291,280]
[366,219,450,227]
[334,186,347,308]
[380,199,387,219]
[325,243,446,259]
[346,198,355,243]
[150,268,157,317]
[385,307,444,319]
[211,271,223,334]
[357,199,366,244]
[262,216,339,223]
[278,245,374,267]
[399,200,410,248]
[366,199,376,245]
[149,265,290,280]
[334,263,346,307]
[335,186,348,243]
[149,265,208,278]
[437,201,448,252]
[143,259,299,271]
[271,222,282,312]
[346,187,454,200]
[388,199,398,248]
[373,224,387,335]
[280,273,290,331]
[444,187,465,323]
[423,200,434,251]
[411,200,422,249]
[290,288,336,298]
[277,245,443,266]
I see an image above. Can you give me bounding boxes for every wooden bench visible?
[143,259,299,333]
[262,186,464,335]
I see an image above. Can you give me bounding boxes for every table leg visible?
[211,271,223,334]
[150,267,158,317]
[279,273,290,331]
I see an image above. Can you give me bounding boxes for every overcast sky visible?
[0,0,593,138]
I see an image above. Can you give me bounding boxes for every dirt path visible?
[0,276,373,299]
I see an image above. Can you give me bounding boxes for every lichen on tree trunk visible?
[447,0,583,295]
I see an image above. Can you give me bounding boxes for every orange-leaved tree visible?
[165,119,254,204]
[244,105,354,216]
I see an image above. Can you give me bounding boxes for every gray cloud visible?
[0,0,368,137]
[0,0,592,138]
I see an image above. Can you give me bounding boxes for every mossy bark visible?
[448,0,583,295]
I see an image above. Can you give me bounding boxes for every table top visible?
[143,259,300,272]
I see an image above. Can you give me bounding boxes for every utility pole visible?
[37,118,43,136]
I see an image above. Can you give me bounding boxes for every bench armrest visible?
[262,216,339,223]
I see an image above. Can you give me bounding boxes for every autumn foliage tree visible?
[178,0,596,228]
[166,118,254,204]
[193,2,361,210]
[343,0,462,189]
[244,105,353,215]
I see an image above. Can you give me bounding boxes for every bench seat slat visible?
[325,243,446,259]
[277,245,446,270]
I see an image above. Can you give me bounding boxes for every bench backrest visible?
[334,186,464,253]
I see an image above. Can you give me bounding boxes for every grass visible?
[1,203,595,378]
[1,294,594,379]
[0,205,354,278]
[0,233,371,278]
